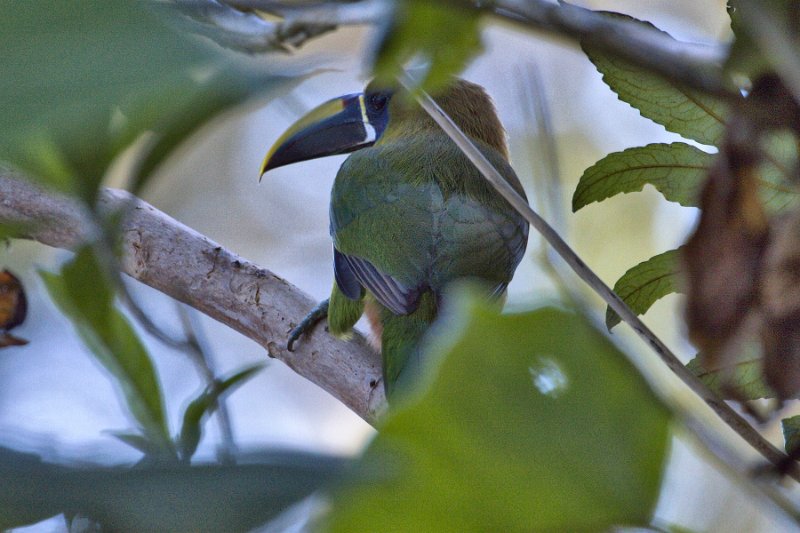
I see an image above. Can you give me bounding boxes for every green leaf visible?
[0,445,345,531]
[573,137,800,212]
[606,248,684,330]
[573,143,712,211]
[178,363,266,462]
[373,0,481,91]
[40,246,172,456]
[686,353,774,400]
[582,13,728,146]
[327,293,671,532]
[0,0,303,201]
[759,130,800,214]
[782,415,800,456]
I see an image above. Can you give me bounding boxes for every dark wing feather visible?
[333,247,363,300]
[334,247,422,315]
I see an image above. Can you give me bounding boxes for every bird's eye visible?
[368,92,388,112]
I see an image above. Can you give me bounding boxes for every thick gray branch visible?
[491,0,732,97]
[0,174,385,424]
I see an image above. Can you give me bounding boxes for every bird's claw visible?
[287,299,330,352]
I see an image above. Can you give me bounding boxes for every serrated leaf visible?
[178,363,266,462]
[582,13,728,146]
[373,0,481,91]
[573,143,712,211]
[686,354,774,400]
[0,0,304,202]
[759,130,800,214]
[606,248,684,330]
[0,445,345,531]
[40,246,173,456]
[574,138,800,212]
[782,415,800,455]
[327,292,670,532]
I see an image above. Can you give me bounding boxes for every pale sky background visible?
[3,1,798,531]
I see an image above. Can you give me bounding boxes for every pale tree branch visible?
[0,173,386,425]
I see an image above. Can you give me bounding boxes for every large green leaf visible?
[373,0,481,90]
[582,13,728,146]
[606,248,684,330]
[40,246,172,455]
[0,445,345,531]
[573,137,799,212]
[327,294,671,532]
[686,353,774,400]
[573,143,712,211]
[0,0,300,201]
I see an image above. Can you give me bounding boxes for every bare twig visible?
[176,305,239,463]
[223,0,389,25]
[167,0,296,53]
[0,173,385,425]
[401,73,800,482]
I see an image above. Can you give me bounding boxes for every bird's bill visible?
[260,92,377,177]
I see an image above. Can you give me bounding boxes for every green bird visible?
[261,79,529,398]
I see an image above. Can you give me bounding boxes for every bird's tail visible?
[378,291,438,399]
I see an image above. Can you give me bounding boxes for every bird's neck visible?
[380,119,508,160]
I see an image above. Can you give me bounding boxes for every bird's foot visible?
[287,299,329,352]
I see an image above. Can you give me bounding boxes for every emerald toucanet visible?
[261,79,529,398]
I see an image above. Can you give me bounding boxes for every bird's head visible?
[260,78,507,177]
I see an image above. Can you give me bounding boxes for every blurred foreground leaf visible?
[40,246,172,457]
[0,0,304,200]
[327,294,671,532]
[606,248,684,330]
[178,363,266,462]
[582,13,727,146]
[0,445,345,531]
[373,0,481,90]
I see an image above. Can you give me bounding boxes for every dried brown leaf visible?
[760,211,800,398]
[683,117,769,363]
